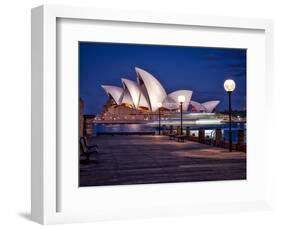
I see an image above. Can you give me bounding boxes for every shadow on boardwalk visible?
[79,136,246,187]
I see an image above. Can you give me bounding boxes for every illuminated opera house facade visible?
[97,67,220,121]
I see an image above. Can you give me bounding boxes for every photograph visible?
[79,42,247,187]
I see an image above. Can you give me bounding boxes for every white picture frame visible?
[31,5,274,225]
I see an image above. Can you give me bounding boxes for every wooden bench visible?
[80,137,98,163]
[83,136,98,149]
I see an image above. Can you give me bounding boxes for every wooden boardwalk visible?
[79,136,246,187]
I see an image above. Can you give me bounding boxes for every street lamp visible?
[224,79,236,152]
[177,95,186,135]
[157,102,162,135]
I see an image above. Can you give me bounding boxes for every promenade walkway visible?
[80,136,246,187]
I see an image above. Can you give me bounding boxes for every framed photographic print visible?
[31,5,274,225]
[78,42,247,187]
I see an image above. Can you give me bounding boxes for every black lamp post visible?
[177,95,186,135]
[224,79,236,152]
[157,102,162,135]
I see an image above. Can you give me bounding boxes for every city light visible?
[177,95,186,103]
[178,95,185,135]
[224,79,236,92]
[224,79,236,152]
[157,102,162,135]
[157,102,162,108]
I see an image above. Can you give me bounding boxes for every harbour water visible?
[93,120,246,144]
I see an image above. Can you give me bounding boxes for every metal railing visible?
[161,125,246,152]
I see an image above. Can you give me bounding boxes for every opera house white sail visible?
[163,90,193,111]
[191,100,220,113]
[101,67,220,113]
[190,100,205,112]
[101,85,123,105]
[135,67,168,112]
[202,100,220,113]
[121,78,150,109]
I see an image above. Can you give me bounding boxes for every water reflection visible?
[93,122,246,143]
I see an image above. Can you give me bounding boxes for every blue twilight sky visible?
[79,42,246,115]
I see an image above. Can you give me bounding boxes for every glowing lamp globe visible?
[157,102,162,108]
[177,95,186,103]
[224,79,236,92]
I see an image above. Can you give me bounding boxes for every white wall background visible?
[0,0,280,229]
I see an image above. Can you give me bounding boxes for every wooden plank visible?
[79,136,246,187]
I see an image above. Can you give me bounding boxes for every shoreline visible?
[92,120,246,125]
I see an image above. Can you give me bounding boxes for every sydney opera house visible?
[97,67,220,121]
